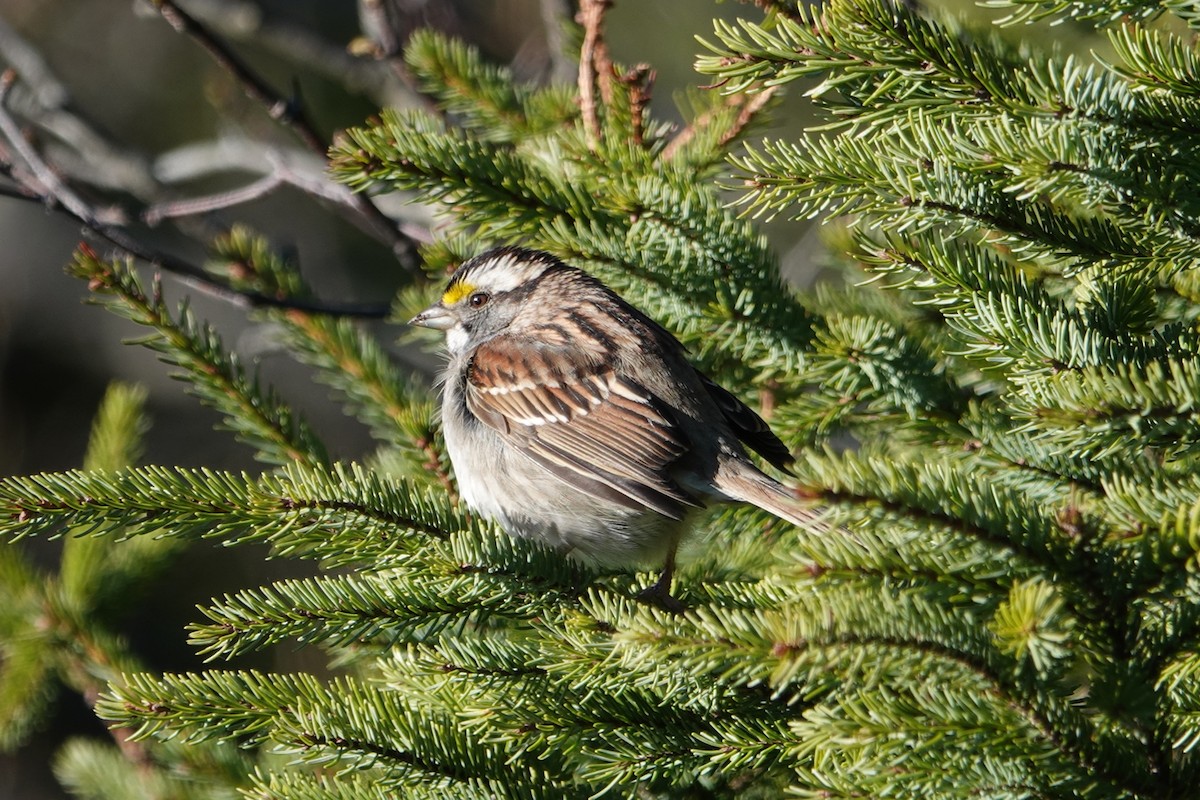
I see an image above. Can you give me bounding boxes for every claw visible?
[635,541,684,613]
[636,579,685,614]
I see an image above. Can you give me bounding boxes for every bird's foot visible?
[635,579,685,614]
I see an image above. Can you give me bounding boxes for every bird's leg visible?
[635,541,684,613]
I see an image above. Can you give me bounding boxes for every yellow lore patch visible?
[441,281,477,306]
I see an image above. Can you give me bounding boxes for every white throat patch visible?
[445,324,472,355]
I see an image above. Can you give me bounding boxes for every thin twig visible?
[143,172,284,225]
[150,138,433,246]
[661,85,778,161]
[353,0,421,108]
[743,0,807,20]
[576,0,613,151]
[53,615,155,771]
[135,0,423,108]
[358,0,403,58]
[0,181,35,202]
[0,72,390,318]
[148,0,421,269]
[0,70,92,222]
[350,0,460,115]
[151,0,324,153]
[0,17,160,198]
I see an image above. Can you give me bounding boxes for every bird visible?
[409,246,822,609]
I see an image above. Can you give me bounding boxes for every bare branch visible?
[150,138,434,245]
[152,142,347,213]
[0,5,436,313]
[0,70,95,224]
[0,178,37,203]
[0,15,67,108]
[152,137,311,182]
[353,0,419,106]
[143,172,284,226]
[6,1,434,280]
[147,0,422,269]
[0,73,391,319]
[358,0,403,58]
[151,0,326,153]
[0,15,159,198]
[137,0,415,110]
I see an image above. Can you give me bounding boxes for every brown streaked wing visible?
[465,335,701,519]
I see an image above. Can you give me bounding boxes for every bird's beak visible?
[408,303,455,330]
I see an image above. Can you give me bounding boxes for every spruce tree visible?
[3,0,1200,797]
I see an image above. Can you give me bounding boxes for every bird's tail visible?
[716,463,830,533]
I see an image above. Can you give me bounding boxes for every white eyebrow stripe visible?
[463,252,550,293]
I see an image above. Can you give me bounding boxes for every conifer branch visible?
[70,248,328,467]
[98,671,562,786]
[187,568,569,660]
[206,227,455,495]
[403,30,581,140]
[331,116,818,386]
[279,310,455,495]
[140,170,284,224]
[0,464,469,565]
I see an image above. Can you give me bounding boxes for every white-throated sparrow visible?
[410,246,822,608]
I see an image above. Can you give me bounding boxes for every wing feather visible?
[465,336,700,518]
[697,371,794,472]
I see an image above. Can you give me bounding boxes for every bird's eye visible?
[468,292,490,308]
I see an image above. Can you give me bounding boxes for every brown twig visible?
[148,0,421,269]
[0,181,35,202]
[143,144,397,227]
[160,0,410,107]
[38,593,155,770]
[351,0,467,117]
[618,64,655,148]
[576,0,614,151]
[661,85,778,161]
[357,0,403,58]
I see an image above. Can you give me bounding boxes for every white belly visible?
[442,407,681,568]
